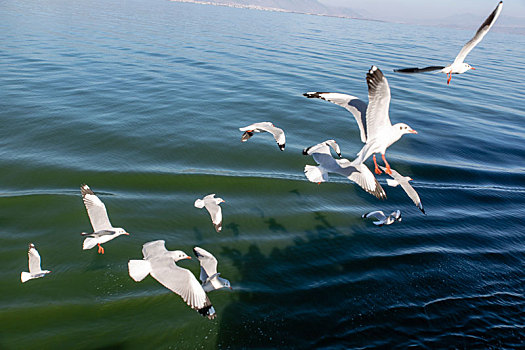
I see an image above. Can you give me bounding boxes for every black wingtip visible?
[302,146,311,155]
[278,144,285,151]
[241,131,253,142]
[303,92,317,98]
[197,304,216,319]
[192,247,200,258]
[420,206,426,215]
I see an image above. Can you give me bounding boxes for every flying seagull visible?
[80,184,129,254]
[394,1,503,84]
[381,166,425,214]
[193,247,231,292]
[21,243,51,283]
[303,140,386,199]
[239,122,286,151]
[128,240,216,319]
[362,210,402,226]
[304,66,417,175]
[194,194,224,232]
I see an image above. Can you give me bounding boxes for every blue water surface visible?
[0,0,524,348]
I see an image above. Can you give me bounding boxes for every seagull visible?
[381,166,425,214]
[239,122,286,151]
[362,210,402,226]
[193,247,231,292]
[80,184,129,254]
[303,140,386,199]
[304,66,417,175]
[394,1,503,85]
[128,240,216,319]
[194,194,224,232]
[21,243,51,283]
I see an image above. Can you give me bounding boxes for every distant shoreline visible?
[169,0,384,23]
[169,0,524,35]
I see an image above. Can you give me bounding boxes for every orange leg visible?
[97,244,105,254]
[382,154,392,175]
[373,155,382,174]
[447,73,452,85]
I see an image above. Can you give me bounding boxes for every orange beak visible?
[471,67,476,70]
[186,256,192,260]
[410,129,418,134]
[124,232,130,235]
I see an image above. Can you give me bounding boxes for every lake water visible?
[1,0,524,348]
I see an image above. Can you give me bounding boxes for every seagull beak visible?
[229,286,233,290]
[186,256,192,260]
[124,232,130,235]
[409,129,418,134]
[471,67,476,70]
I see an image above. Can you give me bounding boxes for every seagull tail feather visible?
[82,237,98,250]
[21,272,32,283]
[194,199,205,209]
[304,165,327,183]
[128,260,151,282]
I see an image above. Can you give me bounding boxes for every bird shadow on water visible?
[215,212,351,348]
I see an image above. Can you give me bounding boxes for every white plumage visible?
[128,240,216,319]
[302,140,386,200]
[304,66,417,176]
[239,122,286,151]
[394,1,503,84]
[21,243,50,283]
[80,184,129,254]
[195,194,225,232]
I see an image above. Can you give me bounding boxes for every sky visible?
[319,0,525,22]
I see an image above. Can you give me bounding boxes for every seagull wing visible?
[239,122,271,132]
[149,257,215,318]
[398,180,425,214]
[382,167,425,214]
[303,92,368,143]
[453,1,503,65]
[193,247,218,283]
[81,184,113,232]
[267,125,286,148]
[335,159,387,200]
[365,66,392,140]
[28,247,42,274]
[142,240,168,259]
[393,66,445,74]
[362,210,387,221]
[204,196,222,232]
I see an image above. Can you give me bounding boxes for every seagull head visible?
[215,197,225,205]
[223,279,232,290]
[171,250,191,262]
[465,63,475,71]
[395,123,417,136]
[114,228,129,236]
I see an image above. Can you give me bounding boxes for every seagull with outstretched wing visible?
[304,66,417,175]
[193,247,231,292]
[303,139,386,199]
[239,122,286,151]
[394,1,503,84]
[21,243,51,283]
[194,194,225,232]
[128,240,216,319]
[80,184,129,254]
[362,210,402,226]
[381,166,425,215]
